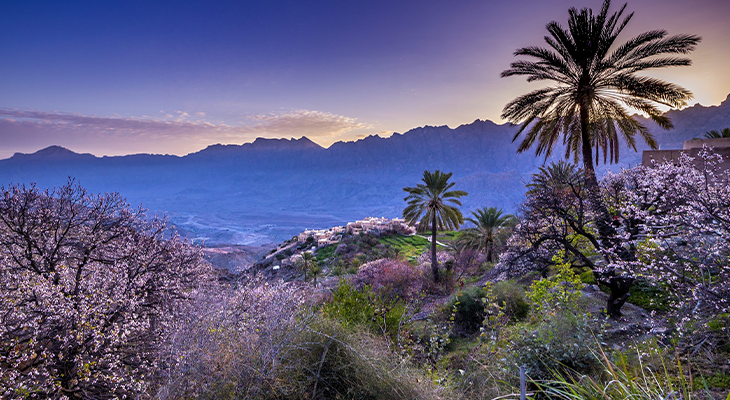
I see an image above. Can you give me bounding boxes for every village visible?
[263,216,415,268]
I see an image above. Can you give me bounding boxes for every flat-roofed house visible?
[642,138,730,169]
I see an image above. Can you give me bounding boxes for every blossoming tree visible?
[0,182,211,399]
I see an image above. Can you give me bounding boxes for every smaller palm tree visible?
[704,128,730,139]
[457,207,516,263]
[526,161,584,196]
[297,252,317,282]
[403,170,467,282]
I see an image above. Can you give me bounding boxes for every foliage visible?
[457,207,516,263]
[499,162,599,277]
[534,348,714,400]
[403,170,467,282]
[501,0,699,184]
[704,127,730,139]
[316,233,398,271]
[288,320,440,400]
[602,149,730,327]
[527,252,585,316]
[316,244,336,263]
[512,313,600,382]
[295,252,317,282]
[321,279,409,343]
[491,281,530,322]
[447,286,489,336]
[156,279,313,399]
[158,280,440,400]
[624,278,671,312]
[477,282,508,347]
[502,149,730,322]
[354,258,424,301]
[579,269,597,284]
[0,181,211,399]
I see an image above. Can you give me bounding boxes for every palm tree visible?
[403,170,468,282]
[501,0,700,241]
[297,252,316,282]
[457,207,515,263]
[526,160,584,196]
[704,128,730,139]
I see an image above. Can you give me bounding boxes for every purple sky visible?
[2,0,729,158]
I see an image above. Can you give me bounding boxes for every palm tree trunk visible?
[579,102,615,251]
[580,102,632,318]
[486,234,493,263]
[431,216,440,282]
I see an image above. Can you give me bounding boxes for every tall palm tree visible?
[501,0,700,241]
[704,128,730,139]
[457,207,515,263]
[403,170,468,282]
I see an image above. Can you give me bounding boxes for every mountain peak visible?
[250,136,323,150]
[10,145,95,161]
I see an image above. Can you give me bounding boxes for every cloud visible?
[0,108,374,157]
[248,110,371,137]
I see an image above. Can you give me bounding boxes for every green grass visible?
[315,244,336,263]
[378,234,430,260]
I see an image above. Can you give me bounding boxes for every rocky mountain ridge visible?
[1,95,729,245]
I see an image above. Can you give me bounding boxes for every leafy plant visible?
[528,252,584,316]
[534,347,716,400]
[321,279,408,342]
[512,312,600,381]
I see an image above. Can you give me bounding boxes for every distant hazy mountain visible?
[2,94,729,245]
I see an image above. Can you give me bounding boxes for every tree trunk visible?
[486,232,494,263]
[594,269,634,319]
[431,216,440,282]
[579,102,617,252]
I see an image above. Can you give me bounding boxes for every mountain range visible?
[2,94,730,245]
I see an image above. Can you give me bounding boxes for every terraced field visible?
[378,234,430,260]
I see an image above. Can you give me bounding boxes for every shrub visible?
[155,279,314,399]
[286,320,440,400]
[511,313,600,381]
[447,286,488,336]
[159,281,439,399]
[579,269,596,284]
[527,252,584,315]
[354,258,423,301]
[321,279,408,342]
[492,281,530,322]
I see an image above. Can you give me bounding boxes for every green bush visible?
[321,279,408,341]
[528,252,584,315]
[492,281,530,322]
[447,286,487,336]
[579,270,596,284]
[512,313,600,381]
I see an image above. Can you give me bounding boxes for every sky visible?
[1,0,729,158]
